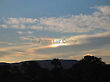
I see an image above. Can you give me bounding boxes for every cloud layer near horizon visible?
[0,31,110,63]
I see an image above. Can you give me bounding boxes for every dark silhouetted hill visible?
[0,56,110,82]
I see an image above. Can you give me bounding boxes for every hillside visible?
[0,56,110,82]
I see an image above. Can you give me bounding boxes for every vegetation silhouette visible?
[51,58,62,69]
[0,56,110,82]
[79,55,105,64]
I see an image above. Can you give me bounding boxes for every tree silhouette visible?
[79,55,105,64]
[51,58,64,82]
[70,56,107,82]
[51,58,62,69]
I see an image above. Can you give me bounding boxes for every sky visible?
[0,0,110,63]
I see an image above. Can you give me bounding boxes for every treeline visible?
[0,56,110,82]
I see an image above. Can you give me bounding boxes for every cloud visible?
[101,56,110,63]
[94,6,110,15]
[0,6,110,33]
[0,32,110,63]
[33,32,110,57]
[0,51,10,57]
[0,41,6,45]
[65,31,110,46]
[19,36,53,46]
[0,44,35,60]
[0,24,7,28]
[5,18,38,24]
[27,31,33,34]
[17,31,34,35]
[0,42,55,63]
[0,41,16,46]
[17,31,23,34]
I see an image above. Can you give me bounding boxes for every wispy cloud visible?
[17,31,23,35]
[0,31,110,63]
[94,6,110,15]
[0,6,110,33]
[65,31,110,46]
[32,32,110,62]
[5,18,38,24]
[27,31,33,34]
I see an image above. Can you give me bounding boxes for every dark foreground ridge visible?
[0,56,110,82]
